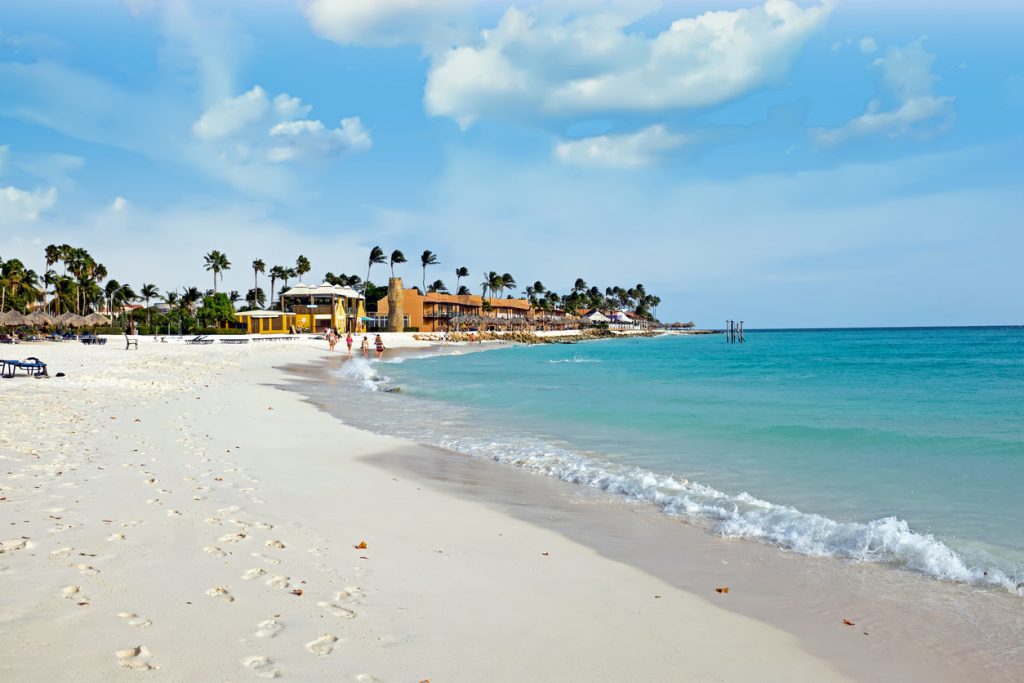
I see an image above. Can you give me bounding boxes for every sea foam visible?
[437,433,1024,595]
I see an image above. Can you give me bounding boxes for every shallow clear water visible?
[329,328,1024,593]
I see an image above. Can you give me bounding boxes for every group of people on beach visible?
[324,328,385,359]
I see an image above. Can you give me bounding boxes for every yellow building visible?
[376,288,533,332]
[235,282,366,334]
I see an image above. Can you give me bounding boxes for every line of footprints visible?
[50,412,370,678]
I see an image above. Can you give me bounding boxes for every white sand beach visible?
[0,336,853,682]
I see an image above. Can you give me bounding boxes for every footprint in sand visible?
[118,612,152,628]
[265,575,290,590]
[203,546,227,557]
[49,547,73,559]
[220,532,248,543]
[254,617,283,639]
[241,568,267,581]
[72,563,99,575]
[318,602,356,619]
[63,585,89,603]
[206,586,234,603]
[166,510,182,517]
[265,540,285,550]
[251,553,281,566]
[305,634,338,656]
[335,587,366,604]
[116,645,158,671]
[1,539,34,554]
[240,655,280,679]
[107,533,126,542]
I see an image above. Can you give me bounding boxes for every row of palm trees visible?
[4,243,663,326]
[359,247,661,321]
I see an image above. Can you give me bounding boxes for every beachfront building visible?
[375,288,534,332]
[234,282,366,334]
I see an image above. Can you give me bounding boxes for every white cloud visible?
[813,39,954,147]
[267,117,372,163]
[424,0,833,126]
[304,0,474,49]
[192,85,269,140]
[0,185,57,223]
[192,86,372,164]
[112,196,128,212]
[859,36,878,54]
[555,125,689,169]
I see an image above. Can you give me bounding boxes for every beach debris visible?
[842,619,855,626]
[654,595,661,599]
[714,586,729,594]
[355,541,367,550]
[291,589,304,597]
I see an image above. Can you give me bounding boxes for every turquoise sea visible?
[334,327,1024,593]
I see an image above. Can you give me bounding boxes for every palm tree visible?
[650,295,661,321]
[365,246,386,294]
[454,266,469,294]
[282,267,297,290]
[500,273,516,299]
[457,285,470,295]
[389,250,406,279]
[44,243,61,312]
[246,287,266,308]
[480,271,497,299]
[420,250,440,293]
[181,286,202,315]
[269,266,286,306]
[573,278,587,295]
[427,279,448,293]
[295,255,311,283]
[140,283,159,325]
[203,250,230,293]
[0,258,34,312]
[162,290,180,308]
[251,259,265,308]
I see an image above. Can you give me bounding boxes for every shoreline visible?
[1,340,1020,681]
[284,350,1024,682]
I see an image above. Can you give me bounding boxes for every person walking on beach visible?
[327,328,337,351]
[360,335,370,358]
[345,332,353,355]
[374,334,385,359]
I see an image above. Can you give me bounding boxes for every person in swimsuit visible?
[360,336,370,357]
[346,332,353,355]
[374,334,385,359]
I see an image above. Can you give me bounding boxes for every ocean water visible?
[330,328,1024,594]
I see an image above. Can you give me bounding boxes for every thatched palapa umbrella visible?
[0,310,28,326]
[82,312,111,325]
[25,310,55,327]
[57,312,87,328]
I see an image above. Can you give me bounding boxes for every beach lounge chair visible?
[0,334,17,344]
[185,335,215,345]
[219,338,249,344]
[3,357,48,378]
[125,334,138,350]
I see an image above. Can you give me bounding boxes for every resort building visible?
[234,282,366,334]
[375,288,533,332]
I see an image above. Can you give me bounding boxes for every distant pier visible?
[725,320,745,343]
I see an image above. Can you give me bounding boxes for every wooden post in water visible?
[739,321,745,343]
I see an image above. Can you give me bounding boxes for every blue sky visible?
[1,0,1021,327]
